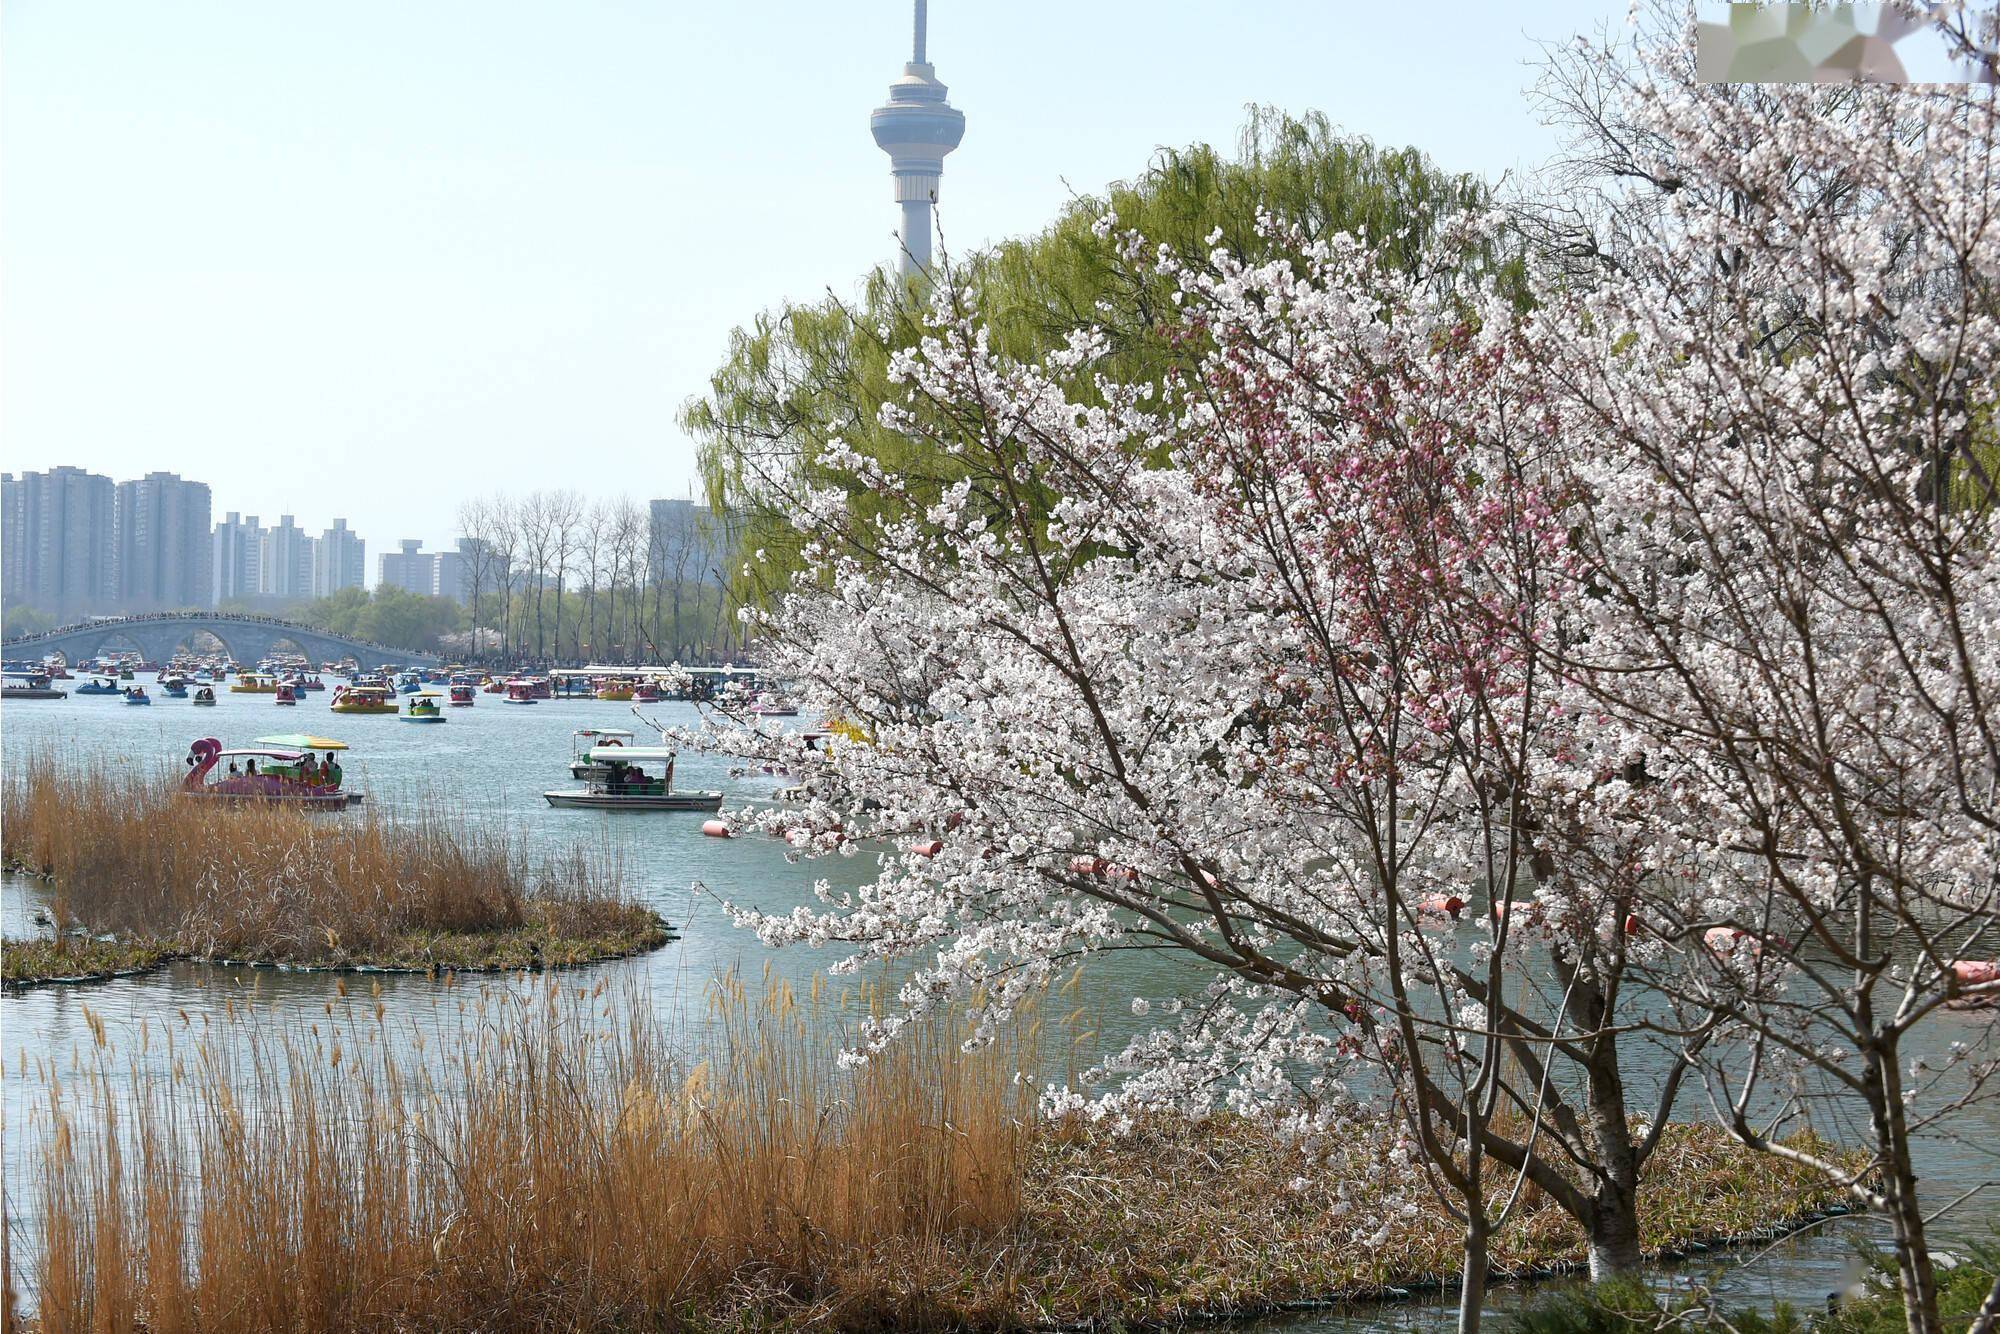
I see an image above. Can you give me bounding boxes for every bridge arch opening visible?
[175,629,235,661]
[264,635,315,663]
[89,631,149,665]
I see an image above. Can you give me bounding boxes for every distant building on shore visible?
[316,519,366,598]
[379,537,492,605]
[648,497,729,587]
[2,466,119,619]
[115,472,212,612]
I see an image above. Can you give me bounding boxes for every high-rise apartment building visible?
[0,467,118,619]
[212,512,265,605]
[316,519,366,597]
[648,497,728,586]
[257,515,316,601]
[378,539,430,596]
[114,472,212,611]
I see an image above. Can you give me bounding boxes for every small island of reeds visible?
[1,755,666,985]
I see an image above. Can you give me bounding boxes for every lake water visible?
[2,682,1995,1327]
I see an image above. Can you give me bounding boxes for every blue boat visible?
[124,687,151,705]
[76,677,122,696]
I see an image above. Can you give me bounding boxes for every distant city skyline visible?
[4,0,1612,547]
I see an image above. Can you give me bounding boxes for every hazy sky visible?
[3,0,1613,554]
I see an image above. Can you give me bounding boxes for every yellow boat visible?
[330,683,398,715]
[596,682,634,701]
[230,672,278,694]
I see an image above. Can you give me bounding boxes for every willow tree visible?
[682,107,1520,601]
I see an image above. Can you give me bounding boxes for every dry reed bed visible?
[1,753,665,975]
[6,975,1851,1332]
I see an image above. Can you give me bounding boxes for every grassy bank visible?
[8,977,1856,1331]
[1,936,177,986]
[1,754,665,976]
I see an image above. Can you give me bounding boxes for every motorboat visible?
[544,747,722,812]
[569,728,635,780]
[747,691,800,717]
[330,683,398,715]
[399,691,446,723]
[2,669,65,700]
[448,683,476,707]
[182,735,360,808]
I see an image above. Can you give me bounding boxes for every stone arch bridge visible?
[2,615,438,671]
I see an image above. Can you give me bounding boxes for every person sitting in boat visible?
[245,759,258,779]
[301,754,321,785]
[227,760,239,777]
[324,754,342,789]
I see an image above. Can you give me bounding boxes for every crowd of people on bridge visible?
[0,610,404,656]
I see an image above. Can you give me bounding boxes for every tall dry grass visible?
[2,752,644,966]
[18,972,1029,1332]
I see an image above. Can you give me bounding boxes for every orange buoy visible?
[702,820,732,839]
[908,839,943,857]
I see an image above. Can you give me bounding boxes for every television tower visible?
[870,0,965,278]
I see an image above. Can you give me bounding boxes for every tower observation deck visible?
[869,0,965,278]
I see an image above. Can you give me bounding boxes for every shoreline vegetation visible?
[10,977,1859,1331]
[0,755,668,984]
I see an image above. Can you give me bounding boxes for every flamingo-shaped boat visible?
[182,736,361,808]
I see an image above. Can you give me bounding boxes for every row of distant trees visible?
[452,491,746,666]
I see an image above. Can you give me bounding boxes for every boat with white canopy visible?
[544,747,721,812]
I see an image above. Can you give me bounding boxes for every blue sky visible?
[3,1,1614,552]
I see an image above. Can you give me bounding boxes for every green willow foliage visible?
[681,107,1522,599]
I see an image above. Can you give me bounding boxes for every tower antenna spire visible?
[914,0,927,64]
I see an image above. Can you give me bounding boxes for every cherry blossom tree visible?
[692,17,1995,1332]
[690,220,1718,1326]
[1520,25,2000,1334]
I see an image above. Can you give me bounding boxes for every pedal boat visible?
[275,683,300,705]
[448,683,476,706]
[544,747,722,812]
[399,691,447,722]
[124,686,151,705]
[330,683,399,715]
[504,680,539,704]
[231,672,279,694]
[76,677,122,696]
[191,686,217,705]
[182,736,361,808]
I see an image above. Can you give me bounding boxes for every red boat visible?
[275,684,300,705]
[448,683,476,706]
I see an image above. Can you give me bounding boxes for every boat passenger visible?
[301,755,320,785]
[324,755,342,789]
[227,760,239,777]
[245,759,257,778]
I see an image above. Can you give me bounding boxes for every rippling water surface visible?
[3,682,1994,1325]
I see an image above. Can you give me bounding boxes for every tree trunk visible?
[1459,1218,1490,1334]
[1585,1189,1643,1280]
[1873,1047,1943,1334]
